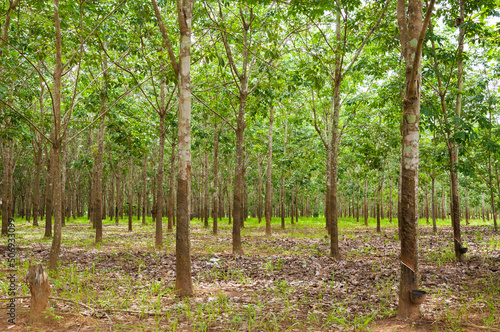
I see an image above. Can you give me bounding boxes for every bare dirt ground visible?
[1,219,499,331]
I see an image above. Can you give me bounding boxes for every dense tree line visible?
[1,0,499,318]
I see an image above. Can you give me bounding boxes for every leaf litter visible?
[0,220,498,331]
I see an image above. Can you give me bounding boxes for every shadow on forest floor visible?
[1,217,499,331]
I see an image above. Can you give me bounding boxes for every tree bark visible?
[128,156,133,232]
[295,185,299,223]
[156,81,167,247]
[364,178,368,226]
[396,0,435,319]
[488,109,498,232]
[376,185,381,233]
[424,184,429,224]
[0,0,20,235]
[389,181,393,224]
[1,144,14,235]
[48,0,64,271]
[212,123,219,235]
[464,186,469,225]
[168,138,176,231]
[174,0,194,296]
[203,149,209,228]
[356,183,360,223]
[109,173,114,220]
[93,57,107,243]
[142,155,148,226]
[257,158,263,224]
[233,98,246,254]
[32,141,43,227]
[280,121,288,231]
[495,167,500,231]
[115,159,122,225]
[431,172,437,233]
[44,143,53,238]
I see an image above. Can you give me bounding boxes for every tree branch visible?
[67,73,159,143]
[192,93,236,131]
[150,0,180,75]
[409,0,436,86]
[343,0,391,76]
[0,99,52,144]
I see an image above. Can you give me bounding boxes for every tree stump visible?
[27,264,51,323]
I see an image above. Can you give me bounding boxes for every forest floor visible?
[0,216,499,331]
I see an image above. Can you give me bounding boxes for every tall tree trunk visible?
[212,123,219,235]
[168,138,176,231]
[174,0,194,296]
[449,150,462,260]
[376,185,381,233]
[451,0,466,240]
[1,144,14,235]
[109,174,114,220]
[48,0,64,270]
[280,120,288,231]
[488,110,498,232]
[280,175,285,230]
[424,184,429,224]
[441,184,445,220]
[32,143,43,227]
[115,159,122,225]
[0,0,20,235]
[26,190,32,222]
[389,181,393,224]
[464,186,469,225]
[232,87,247,254]
[495,167,500,230]
[294,184,300,223]
[61,148,67,227]
[101,179,106,222]
[72,181,77,220]
[396,0,435,319]
[203,149,209,228]
[44,143,53,238]
[327,11,343,259]
[243,165,248,225]
[364,178,368,226]
[156,81,167,247]
[325,147,332,233]
[128,156,133,232]
[356,183,360,223]
[257,158,263,224]
[93,58,107,243]
[380,183,384,220]
[431,173,437,233]
[227,182,232,224]
[142,155,147,226]
[137,191,141,221]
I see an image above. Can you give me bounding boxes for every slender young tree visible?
[151,0,195,296]
[212,122,219,235]
[93,57,108,243]
[265,105,274,237]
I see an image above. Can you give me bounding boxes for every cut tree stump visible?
[27,264,51,323]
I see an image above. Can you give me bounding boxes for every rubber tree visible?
[92,57,108,243]
[396,0,435,319]
[151,0,195,296]
[202,1,282,254]
[265,106,274,236]
[0,0,20,236]
[302,0,390,258]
